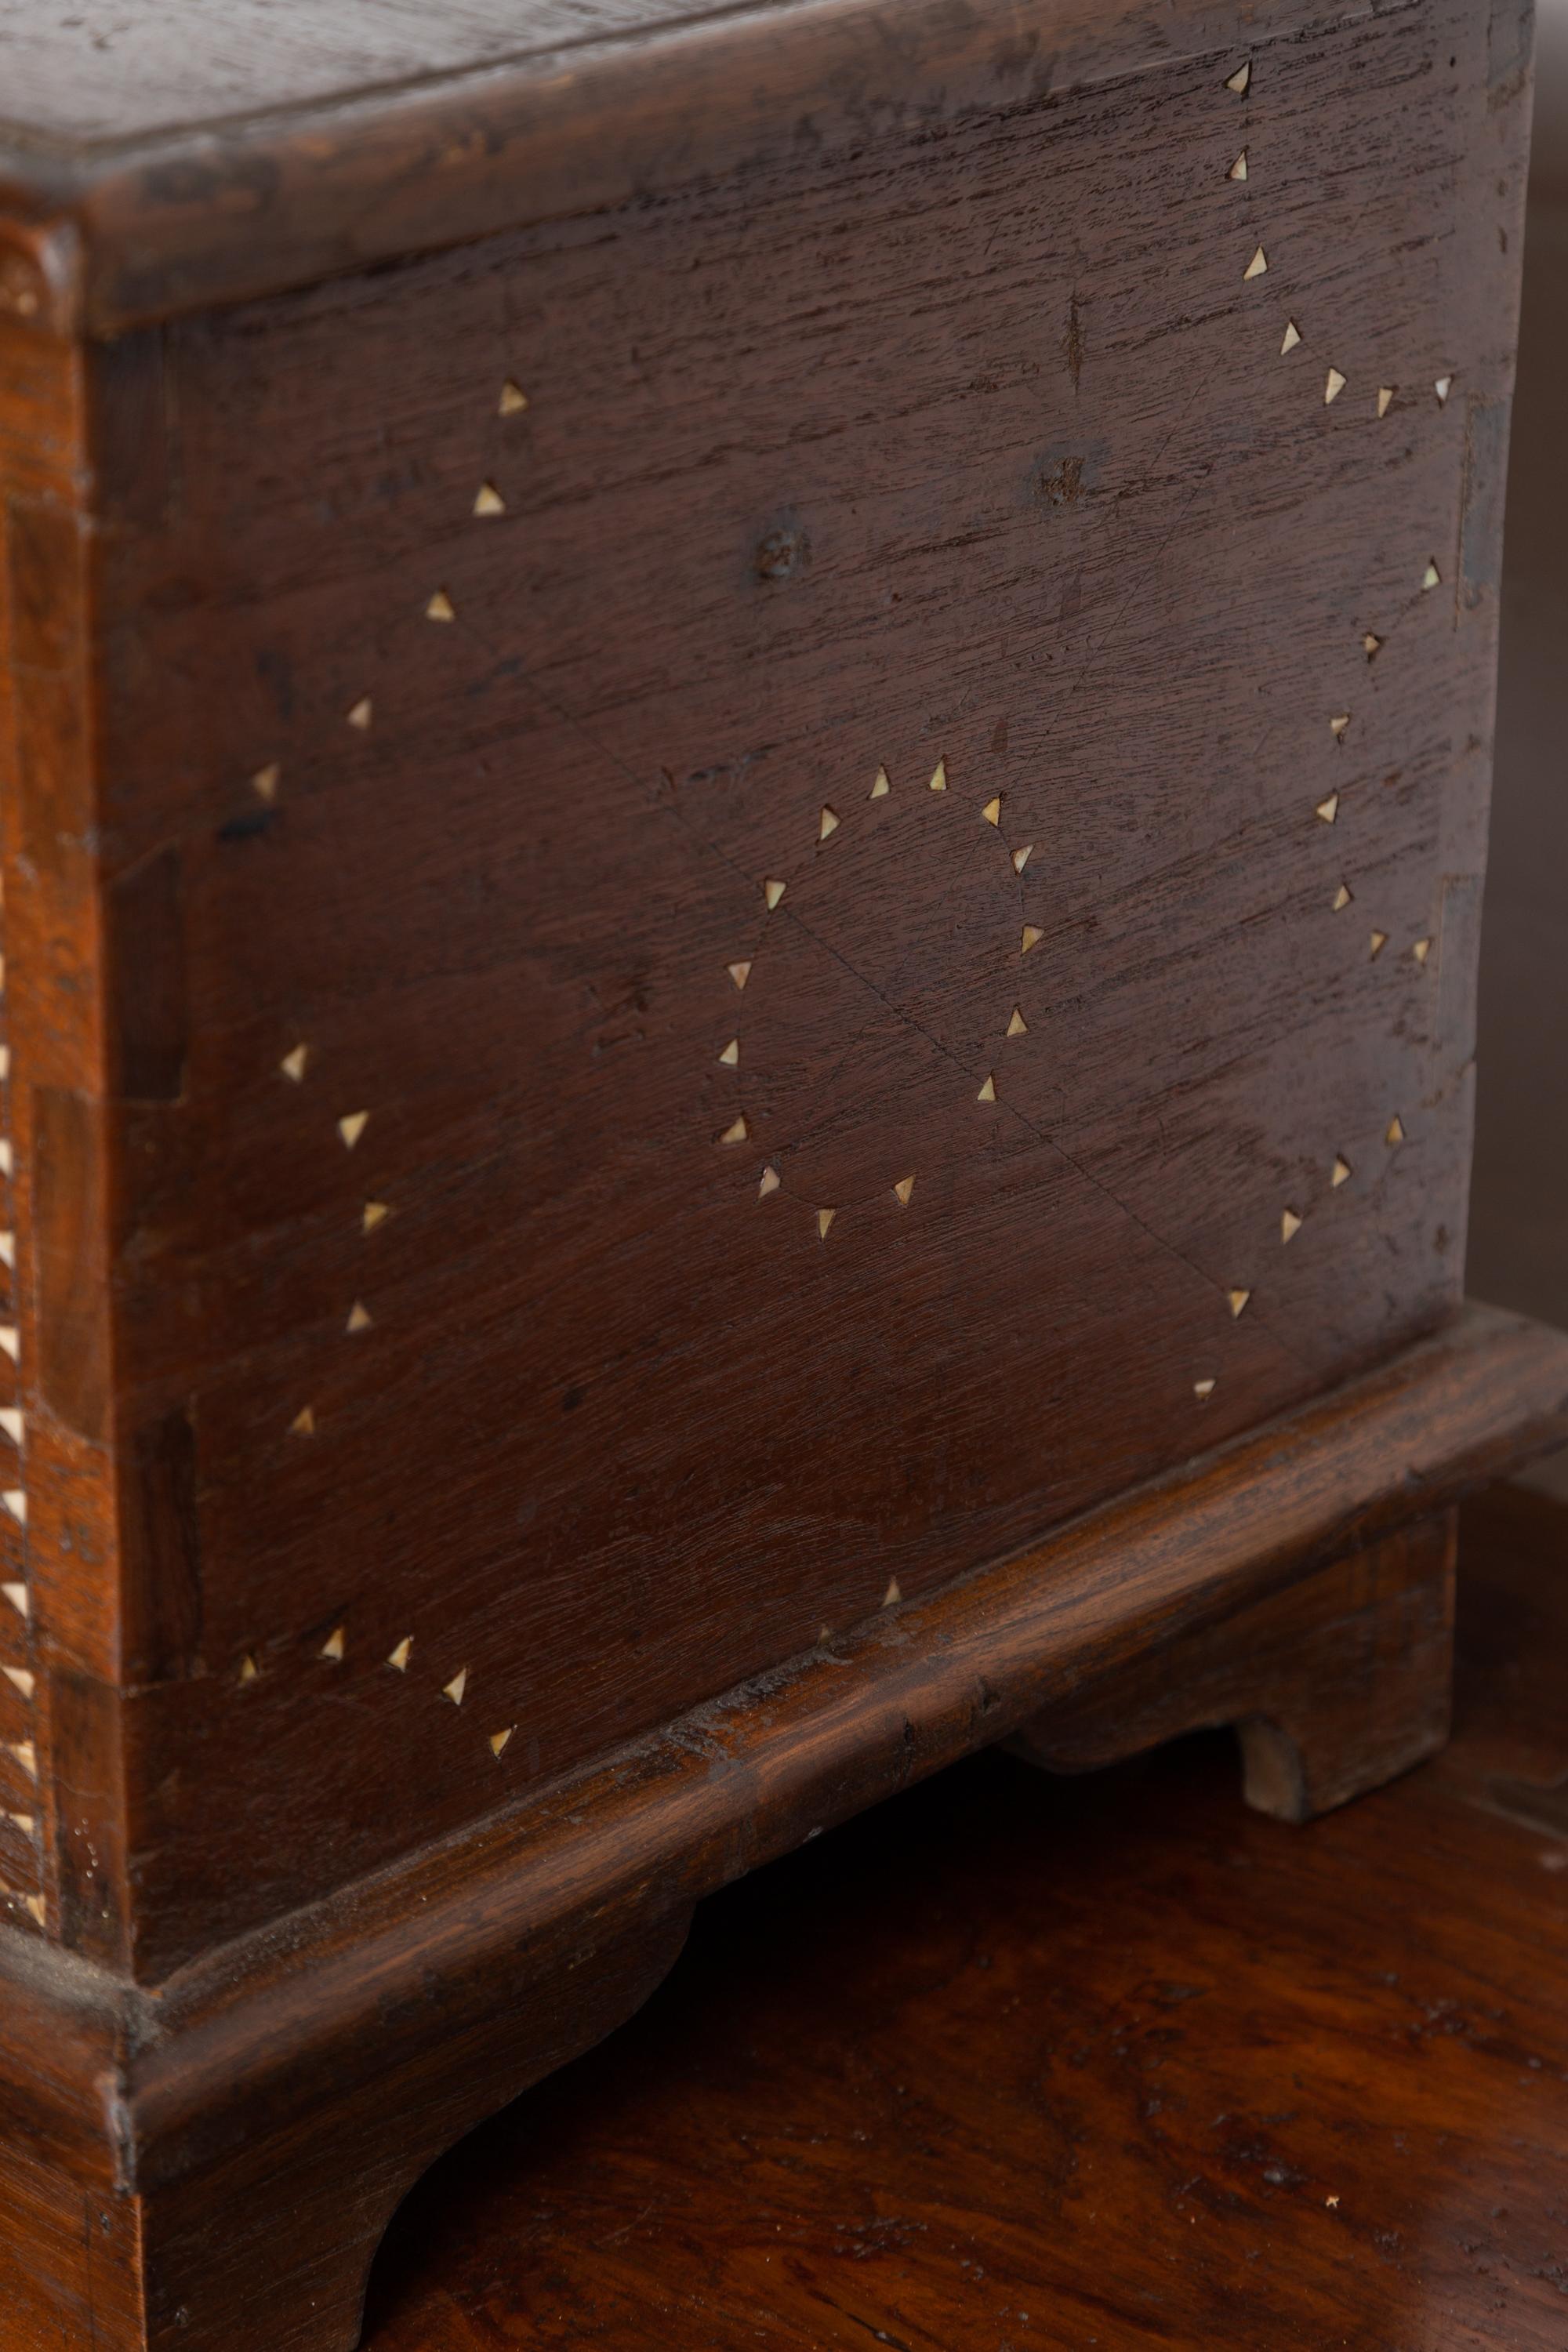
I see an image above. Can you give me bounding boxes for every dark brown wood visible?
[0,1308,1563,2352]
[0,0,1533,1980]
[354,1482,1568,2352]
[0,0,1399,336]
[1014,1505,1457,1820]
[0,0,1549,2342]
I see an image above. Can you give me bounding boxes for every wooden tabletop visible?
[360,1482,1568,2352]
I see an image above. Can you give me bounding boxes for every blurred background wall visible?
[1469,0,1568,1494]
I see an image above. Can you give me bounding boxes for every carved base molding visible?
[1,1304,1563,2352]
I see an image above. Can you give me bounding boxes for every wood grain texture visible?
[0,1307,1562,2351]
[1014,1504,1457,1818]
[0,0,1469,335]
[0,308,126,1961]
[56,0,1525,1975]
[358,1483,1568,2352]
[0,0,1548,2336]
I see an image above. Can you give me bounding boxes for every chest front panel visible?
[85,0,1510,1969]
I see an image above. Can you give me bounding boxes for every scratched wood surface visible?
[0,0,1525,1979]
[0,0,714,141]
[0,0,1427,336]
[357,1484,1568,2352]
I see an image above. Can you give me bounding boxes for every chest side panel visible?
[91,0,1521,1970]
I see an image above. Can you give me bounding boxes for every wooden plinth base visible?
[1014,1508,1457,1821]
[358,1483,1568,2352]
[1,1305,1565,2352]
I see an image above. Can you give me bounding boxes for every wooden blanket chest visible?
[0,0,1563,2344]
